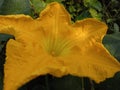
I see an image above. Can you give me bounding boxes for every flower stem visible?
[89,79,95,90]
[81,78,85,90]
[45,75,50,90]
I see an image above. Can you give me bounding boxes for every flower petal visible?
[72,18,107,43]
[58,42,120,83]
[4,38,66,90]
[0,2,119,90]
[60,18,120,83]
[0,3,69,90]
[0,14,39,35]
[38,2,72,38]
[70,18,109,56]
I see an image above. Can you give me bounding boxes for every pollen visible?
[51,51,56,56]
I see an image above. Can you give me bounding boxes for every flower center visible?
[42,36,72,57]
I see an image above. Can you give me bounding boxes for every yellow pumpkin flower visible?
[0,2,120,90]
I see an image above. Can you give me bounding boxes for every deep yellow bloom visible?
[0,2,120,90]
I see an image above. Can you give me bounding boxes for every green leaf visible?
[46,0,64,3]
[0,0,32,15]
[0,33,14,41]
[107,18,116,23]
[0,33,14,52]
[68,5,76,13]
[113,23,119,33]
[103,32,120,61]
[30,0,46,14]
[76,10,91,20]
[89,8,102,20]
[83,0,102,11]
[0,0,4,8]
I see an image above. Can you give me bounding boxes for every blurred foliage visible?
[0,0,32,15]
[0,0,120,90]
[30,0,46,17]
[101,0,120,33]
[0,0,4,8]
[62,0,120,34]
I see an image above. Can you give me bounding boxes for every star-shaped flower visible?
[0,2,120,90]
